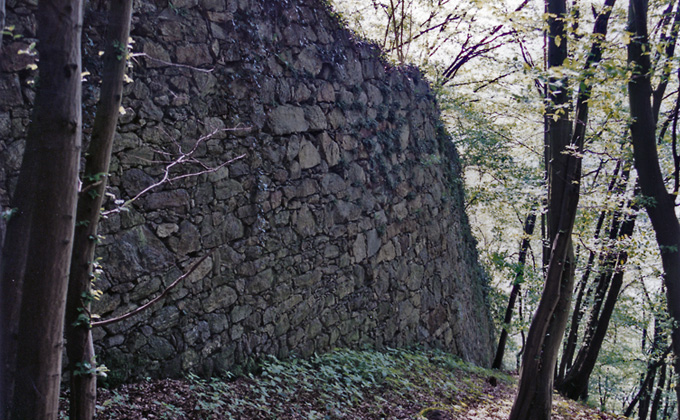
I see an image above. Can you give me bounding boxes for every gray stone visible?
[231,305,252,323]
[377,241,396,263]
[151,306,181,331]
[246,269,275,294]
[141,190,190,211]
[298,139,321,169]
[293,205,317,237]
[294,270,322,288]
[304,105,327,131]
[205,313,229,333]
[203,285,238,313]
[107,225,174,282]
[0,74,22,107]
[352,233,366,263]
[268,106,309,135]
[130,277,162,302]
[168,221,201,256]
[319,132,340,166]
[156,223,179,238]
[215,179,244,200]
[295,48,323,75]
[147,336,175,360]
[321,173,346,195]
[122,168,155,196]
[177,44,213,67]
[142,41,171,68]
[366,229,381,258]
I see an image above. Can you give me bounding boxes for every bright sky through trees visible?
[332,0,675,415]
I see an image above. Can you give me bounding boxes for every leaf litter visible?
[59,348,631,419]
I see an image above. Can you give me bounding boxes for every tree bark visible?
[0,1,84,419]
[492,211,536,370]
[558,161,622,381]
[649,358,667,420]
[557,192,638,399]
[628,0,680,408]
[508,0,574,417]
[64,2,133,420]
[508,1,616,418]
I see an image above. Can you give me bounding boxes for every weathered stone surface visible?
[107,226,174,282]
[247,269,275,294]
[141,190,190,211]
[298,139,321,169]
[366,229,381,259]
[352,233,367,263]
[268,106,309,135]
[169,221,201,256]
[0,74,22,106]
[304,105,327,131]
[293,204,316,237]
[204,285,238,313]
[321,173,345,195]
[319,132,340,166]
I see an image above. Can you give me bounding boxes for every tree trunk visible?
[509,1,616,418]
[628,0,680,408]
[492,211,536,370]
[0,1,84,419]
[64,2,132,419]
[649,359,667,420]
[508,0,574,417]
[557,181,638,400]
[623,328,669,419]
[0,0,5,61]
[558,161,622,381]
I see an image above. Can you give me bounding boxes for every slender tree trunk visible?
[0,0,5,60]
[628,0,680,408]
[0,1,84,419]
[649,358,667,420]
[623,331,669,418]
[558,161,622,381]
[64,2,133,420]
[557,180,638,400]
[492,211,536,370]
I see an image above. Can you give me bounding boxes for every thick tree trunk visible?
[492,211,536,370]
[64,2,133,419]
[0,1,84,419]
[509,1,616,418]
[628,0,680,409]
[508,1,573,418]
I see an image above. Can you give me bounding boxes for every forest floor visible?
[64,348,631,420]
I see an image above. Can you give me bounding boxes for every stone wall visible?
[0,0,495,381]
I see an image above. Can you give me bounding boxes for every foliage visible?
[92,347,512,419]
[332,0,680,415]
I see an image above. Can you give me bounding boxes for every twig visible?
[92,252,212,327]
[102,127,248,216]
[130,52,215,73]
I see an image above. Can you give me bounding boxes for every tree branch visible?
[92,252,212,327]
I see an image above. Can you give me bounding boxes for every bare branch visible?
[102,127,248,216]
[130,52,215,73]
[92,252,213,327]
